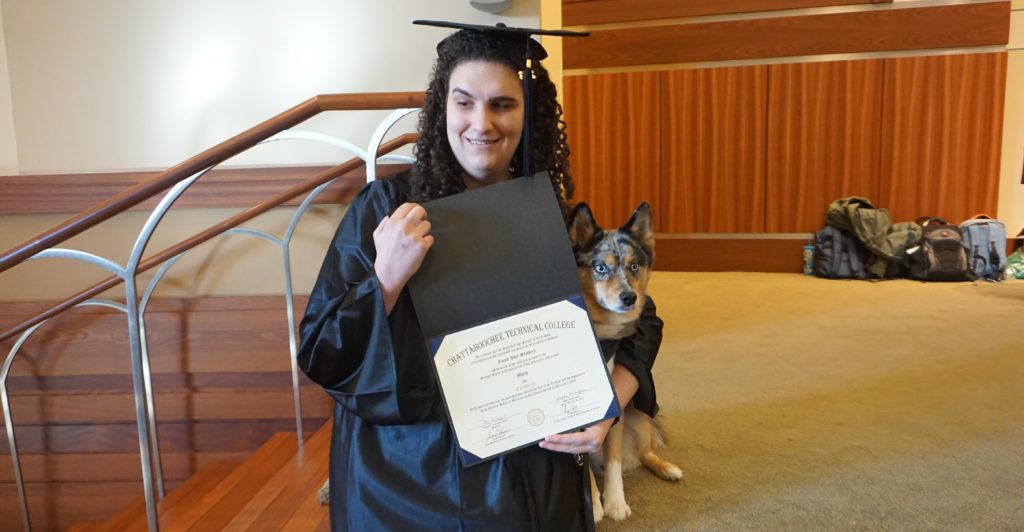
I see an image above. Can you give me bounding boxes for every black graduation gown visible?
[297,171,663,531]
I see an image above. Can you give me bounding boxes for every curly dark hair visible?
[409,29,574,215]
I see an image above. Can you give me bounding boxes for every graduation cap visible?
[413,19,589,177]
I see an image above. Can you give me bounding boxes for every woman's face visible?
[446,60,524,189]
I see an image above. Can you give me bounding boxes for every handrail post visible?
[124,277,160,531]
[1,381,31,531]
[282,244,304,445]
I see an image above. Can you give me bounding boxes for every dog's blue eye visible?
[630,263,640,272]
[594,263,608,274]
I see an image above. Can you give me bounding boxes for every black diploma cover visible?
[407,173,620,466]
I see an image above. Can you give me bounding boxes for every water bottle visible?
[803,239,814,275]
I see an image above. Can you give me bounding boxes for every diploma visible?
[407,173,620,467]
[427,297,617,465]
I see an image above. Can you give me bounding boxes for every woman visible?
[298,27,662,531]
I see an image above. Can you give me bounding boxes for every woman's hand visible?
[539,418,614,455]
[538,365,639,455]
[373,202,434,314]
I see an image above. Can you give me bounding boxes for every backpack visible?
[813,225,870,279]
[960,215,1006,281]
[908,218,968,281]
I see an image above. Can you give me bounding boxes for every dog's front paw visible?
[592,498,604,523]
[602,496,632,521]
[316,480,330,506]
[659,463,683,481]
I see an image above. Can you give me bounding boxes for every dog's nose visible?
[620,292,637,307]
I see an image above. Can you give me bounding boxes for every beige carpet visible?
[597,273,1024,531]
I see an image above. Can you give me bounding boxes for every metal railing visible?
[0,92,425,531]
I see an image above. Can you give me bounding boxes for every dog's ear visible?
[567,202,599,249]
[622,202,654,257]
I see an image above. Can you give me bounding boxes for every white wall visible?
[1000,0,1024,236]
[0,6,17,173]
[0,0,539,174]
[0,0,541,302]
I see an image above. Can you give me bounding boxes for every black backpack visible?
[814,225,870,279]
[908,218,968,281]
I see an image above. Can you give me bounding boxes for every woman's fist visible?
[373,203,434,312]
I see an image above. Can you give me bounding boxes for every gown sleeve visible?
[297,178,436,425]
[614,296,663,417]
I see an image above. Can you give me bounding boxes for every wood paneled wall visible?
[879,53,1007,223]
[662,66,767,233]
[766,60,884,232]
[0,296,331,531]
[563,0,889,26]
[564,72,662,229]
[564,67,768,234]
[563,2,1011,271]
[566,52,1007,241]
[564,2,1009,69]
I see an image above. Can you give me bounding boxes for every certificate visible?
[407,173,620,467]
[427,297,617,466]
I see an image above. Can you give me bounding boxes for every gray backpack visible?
[960,215,1006,281]
[813,225,869,279]
[909,218,968,282]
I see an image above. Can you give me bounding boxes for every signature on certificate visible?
[475,415,513,446]
[548,389,606,425]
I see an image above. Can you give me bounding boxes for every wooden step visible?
[252,432,331,531]
[127,460,241,531]
[154,432,298,530]
[217,420,332,531]
[88,490,144,531]
[89,458,241,532]
[277,466,331,531]
[66,422,331,532]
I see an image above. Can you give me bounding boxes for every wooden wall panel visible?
[766,59,884,232]
[661,66,767,233]
[564,3,1010,70]
[1,297,306,377]
[878,52,1007,223]
[0,451,240,483]
[655,237,804,272]
[0,164,409,215]
[564,71,662,230]
[564,0,886,27]
[0,481,184,531]
[6,388,330,425]
[1,419,326,454]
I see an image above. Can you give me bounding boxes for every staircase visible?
[1,93,422,532]
[67,420,332,531]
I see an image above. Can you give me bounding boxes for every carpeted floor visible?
[597,272,1024,531]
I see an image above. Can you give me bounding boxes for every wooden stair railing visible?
[0,92,422,274]
[0,91,423,532]
[0,92,424,344]
[0,132,417,344]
